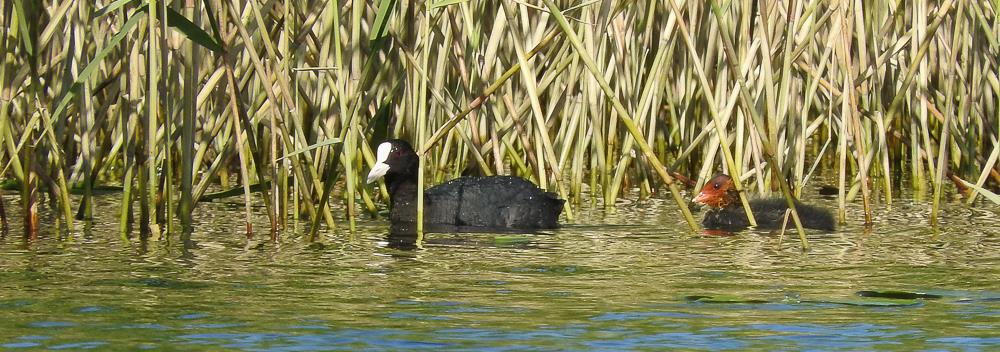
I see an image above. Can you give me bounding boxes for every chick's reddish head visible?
[693,174,737,208]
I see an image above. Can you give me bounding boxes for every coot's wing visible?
[425,176,563,228]
[420,179,462,225]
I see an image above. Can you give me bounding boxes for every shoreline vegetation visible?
[1,1,998,247]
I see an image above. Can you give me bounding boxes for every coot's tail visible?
[502,193,564,229]
[539,194,566,228]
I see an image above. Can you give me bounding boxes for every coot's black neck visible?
[385,173,417,204]
[383,157,419,214]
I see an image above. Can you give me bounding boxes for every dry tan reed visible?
[0,1,997,246]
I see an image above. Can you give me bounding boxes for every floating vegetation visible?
[856,290,943,300]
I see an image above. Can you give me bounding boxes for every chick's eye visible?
[713,183,720,189]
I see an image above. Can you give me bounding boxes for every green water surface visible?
[0,195,997,350]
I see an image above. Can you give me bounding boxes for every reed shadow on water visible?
[385,222,563,250]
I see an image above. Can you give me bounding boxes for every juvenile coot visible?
[693,174,835,231]
[366,139,565,229]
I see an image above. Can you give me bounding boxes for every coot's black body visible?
[368,139,564,229]
[389,175,564,228]
[702,198,835,231]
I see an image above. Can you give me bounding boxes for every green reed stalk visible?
[160,0,174,235]
[23,143,37,237]
[218,0,253,238]
[0,15,25,186]
[837,4,873,226]
[333,0,356,233]
[224,0,285,236]
[1,0,998,241]
[420,29,559,153]
[544,0,698,231]
[885,0,955,128]
[698,3,765,225]
[931,1,963,225]
[74,0,95,221]
[709,2,808,247]
[180,0,199,228]
[606,19,671,203]
[120,29,143,236]
[146,0,161,237]
[501,2,572,219]
[415,1,433,234]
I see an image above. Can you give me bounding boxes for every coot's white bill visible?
[367,142,393,184]
[367,163,390,183]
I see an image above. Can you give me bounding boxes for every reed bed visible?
[1,0,998,246]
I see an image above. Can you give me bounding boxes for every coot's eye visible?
[713,183,720,189]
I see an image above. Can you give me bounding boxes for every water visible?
[0,194,998,350]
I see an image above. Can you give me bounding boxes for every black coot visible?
[366,139,565,229]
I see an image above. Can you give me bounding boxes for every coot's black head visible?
[366,139,418,184]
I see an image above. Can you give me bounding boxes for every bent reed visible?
[0,1,997,246]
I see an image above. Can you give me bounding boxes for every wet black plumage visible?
[368,139,564,229]
[694,174,835,231]
[702,198,835,231]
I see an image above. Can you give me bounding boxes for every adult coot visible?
[366,139,565,229]
[693,174,835,231]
